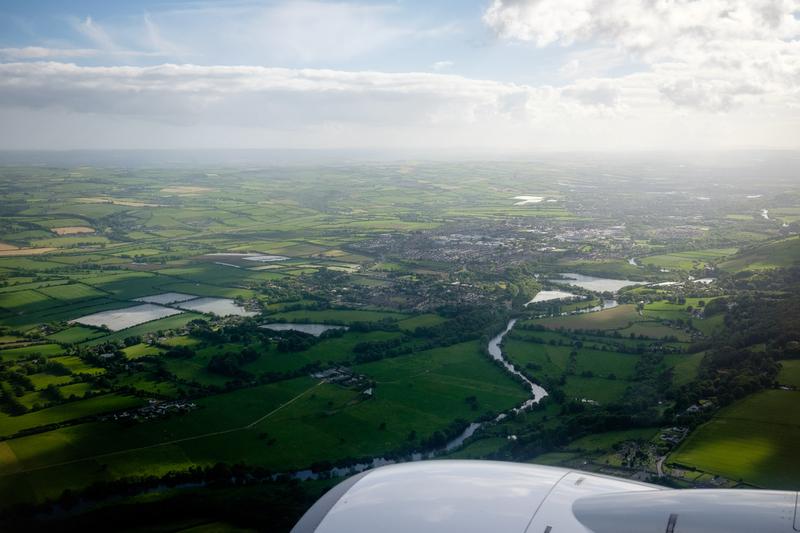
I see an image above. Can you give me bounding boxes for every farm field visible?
[565,427,658,451]
[718,236,800,272]
[266,309,408,324]
[669,390,800,489]
[640,248,737,271]
[532,305,641,330]
[0,340,528,504]
[778,360,800,388]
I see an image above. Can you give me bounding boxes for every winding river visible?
[487,319,548,411]
[285,317,549,480]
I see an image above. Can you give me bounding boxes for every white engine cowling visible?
[291,460,799,533]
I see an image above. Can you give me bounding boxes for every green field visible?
[670,390,800,489]
[0,340,528,504]
[46,326,107,344]
[533,304,641,331]
[0,394,144,438]
[0,343,65,361]
[778,360,800,388]
[718,236,800,272]
[267,309,407,324]
[565,427,658,451]
[397,314,447,330]
[665,352,704,386]
[641,248,737,271]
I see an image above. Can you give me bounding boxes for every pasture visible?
[718,236,800,272]
[669,390,800,489]
[267,309,407,324]
[0,394,144,438]
[0,339,529,502]
[640,248,737,271]
[532,304,641,331]
[778,360,800,388]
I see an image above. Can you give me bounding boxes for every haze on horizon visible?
[0,0,798,153]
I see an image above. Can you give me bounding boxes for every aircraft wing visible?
[291,460,799,533]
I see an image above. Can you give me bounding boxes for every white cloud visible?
[0,60,795,151]
[0,62,531,128]
[0,47,98,60]
[0,1,797,151]
[484,0,800,111]
[562,79,621,108]
[74,15,118,51]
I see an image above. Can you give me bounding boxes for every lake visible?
[551,273,641,293]
[260,323,349,336]
[525,290,577,306]
[175,297,257,317]
[71,304,183,331]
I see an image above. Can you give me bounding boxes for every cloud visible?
[67,15,169,58]
[0,60,795,151]
[0,47,98,60]
[0,62,533,128]
[562,79,621,108]
[484,0,800,111]
[484,0,800,52]
[432,60,454,71]
[74,15,118,51]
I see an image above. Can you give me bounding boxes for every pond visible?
[175,297,257,317]
[551,273,642,293]
[71,304,183,331]
[260,323,349,336]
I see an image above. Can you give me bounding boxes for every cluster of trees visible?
[352,337,410,363]
[207,348,260,378]
[503,266,542,308]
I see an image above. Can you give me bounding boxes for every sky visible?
[0,0,798,152]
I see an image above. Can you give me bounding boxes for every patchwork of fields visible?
[0,161,798,521]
